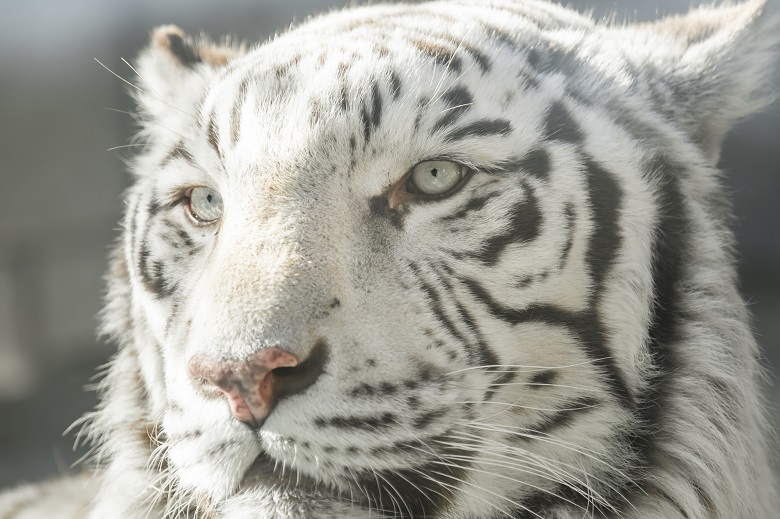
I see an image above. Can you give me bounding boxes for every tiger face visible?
[99,1,779,518]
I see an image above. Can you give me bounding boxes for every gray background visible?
[1,0,778,488]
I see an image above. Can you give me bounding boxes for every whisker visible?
[445,359,609,377]
[443,429,629,511]
[407,466,516,519]
[426,453,591,515]
[457,399,599,413]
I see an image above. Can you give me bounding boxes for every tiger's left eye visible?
[408,160,467,196]
[187,186,223,223]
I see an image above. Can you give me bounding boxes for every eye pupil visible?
[188,186,223,223]
[409,160,466,196]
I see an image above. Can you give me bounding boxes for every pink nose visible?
[188,347,299,428]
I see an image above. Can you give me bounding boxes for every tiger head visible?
[95,1,779,517]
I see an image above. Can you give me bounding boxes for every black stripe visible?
[360,80,382,146]
[418,29,492,73]
[467,180,541,265]
[434,264,498,369]
[529,369,555,387]
[413,408,448,429]
[160,142,195,168]
[544,101,583,144]
[273,54,301,78]
[206,111,221,159]
[583,158,623,298]
[136,198,177,298]
[459,277,633,406]
[441,191,494,221]
[230,78,249,145]
[511,147,551,180]
[409,263,471,348]
[629,154,688,474]
[525,397,599,437]
[389,69,402,100]
[435,264,513,399]
[444,118,513,142]
[558,202,575,269]
[462,43,492,74]
[313,412,395,431]
[337,62,350,111]
[527,46,581,76]
[411,38,463,73]
[432,86,473,133]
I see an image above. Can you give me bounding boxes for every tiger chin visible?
[2,0,779,518]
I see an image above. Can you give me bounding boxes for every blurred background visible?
[0,0,778,489]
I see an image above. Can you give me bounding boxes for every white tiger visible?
[1,0,778,517]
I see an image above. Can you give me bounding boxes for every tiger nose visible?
[188,347,300,429]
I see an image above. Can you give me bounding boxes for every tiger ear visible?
[134,25,244,131]
[628,0,779,164]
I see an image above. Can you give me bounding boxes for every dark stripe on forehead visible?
[467,180,542,266]
[544,101,583,144]
[337,62,351,111]
[360,80,383,146]
[411,39,463,73]
[462,42,492,74]
[389,69,402,100]
[160,142,195,168]
[444,118,512,142]
[440,86,473,110]
[206,110,222,159]
[413,24,493,74]
[431,86,473,133]
[273,54,302,78]
[230,78,250,146]
[527,45,581,76]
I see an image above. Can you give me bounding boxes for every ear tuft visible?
[134,26,246,132]
[150,25,241,68]
[151,25,202,68]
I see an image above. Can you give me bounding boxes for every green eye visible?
[408,160,467,196]
[187,186,223,223]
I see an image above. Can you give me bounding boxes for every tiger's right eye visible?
[187,186,223,224]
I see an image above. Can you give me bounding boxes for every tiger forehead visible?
[193,31,529,189]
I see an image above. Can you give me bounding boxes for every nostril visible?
[187,346,301,428]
